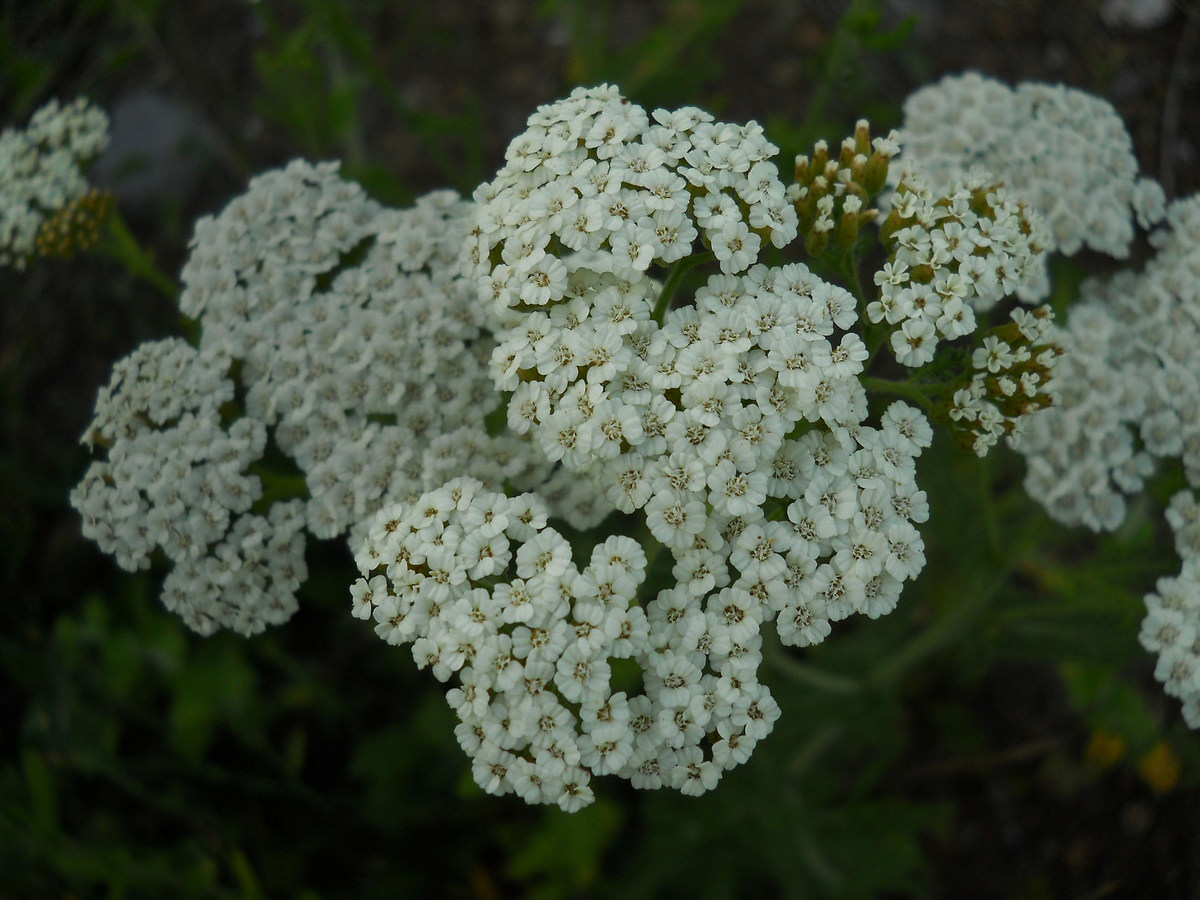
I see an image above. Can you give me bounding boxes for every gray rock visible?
[92,88,221,215]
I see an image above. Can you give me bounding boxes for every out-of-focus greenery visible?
[2,1,1197,897]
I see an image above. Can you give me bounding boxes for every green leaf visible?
[506,800,623,899]
[21,750,58,839]
[168,639,256,760]
[1061,661,1163,756]
[982,584,1144,665]
[229,849,266,900]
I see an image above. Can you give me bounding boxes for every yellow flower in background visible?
[1084,729,1127,770]
[1137,741,1181,794]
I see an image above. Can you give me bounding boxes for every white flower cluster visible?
[0,97,109,268]
[355,415,929,807]
[947,307,1059,457]
[1017,195,1200,531]
[898,73,1164,263]
[868,166,1049,368]
[1140,491,1200,728]
[78,161,558,633]
[180,160,563,543]
[70,338,308,635]
[466,82,797,287]
[179,159,382,356]
[355,478,658,811]
[471,84,805,532]
[343,86,935,806]
[1101,0,1173,29]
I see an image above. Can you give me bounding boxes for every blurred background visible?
[2,1,1199,896]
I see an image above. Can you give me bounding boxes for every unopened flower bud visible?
[836,208,860,249]
[853,119,872,156]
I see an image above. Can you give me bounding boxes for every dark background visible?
[2,1,1199,897]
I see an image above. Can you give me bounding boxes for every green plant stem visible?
[978,452,1003,562]
[252,469,310,510]
[864,567,1011,690]
[795,796,846,889]
[860,376,936,410]
[765,638,861,695]
[860,475,1052,692]
[99,210,179,302]
[835,247,868,309]
[788,722,847,780]
[772,656,862,695]
[652,251,714,324]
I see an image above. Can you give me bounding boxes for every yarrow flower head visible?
[466,83,798,289]
[336,86,944,808]
[354,478,659,810]
[943,306,1061,457]
[0,97,111,268]
[987,178,1200,731]
[1140,491,1200,728]
[77,161,561,633]
[353,430,930,808]
[897,72,1165,266]
[871,164,1050,333]
[179,160,562,541]
[70,75,1199,810]
[70,338,308,636]
[1017,195,1200,530]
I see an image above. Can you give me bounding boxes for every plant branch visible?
[652,251,714,323]
[99,210,179,302]
[860,375,936,410]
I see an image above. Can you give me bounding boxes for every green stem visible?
[860,376,937,410]
[652,252,714,324]
[978,452,1003,562]
[99,209,179,301]
[864,517,1052,691]
[856,467,1053,692]
[252,469,310,510]
[864,566,1010,690]
[835,247,868,310]
[768,649,862,695]
[788,722,847,780]
[861,320,891,370]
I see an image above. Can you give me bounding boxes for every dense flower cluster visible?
[0,97,110,268]
[355,479,661,810]
[1141,491,1200,727]
[355,403,929,806]
[467,82,798,287]
[181,161,546,543]
[868,166,1049,369]
[471,84,808,531]
[1017,195,1200,531]
[76,162,556,633]
[337,86,935,805]
[65,71,1200,806]
[1012,193,1200,726]
[70,339,308,635]
[946,306,1060,457]
[897,73,1164,263]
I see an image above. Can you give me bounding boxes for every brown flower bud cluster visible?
[34,187,114,260]
[944,305,1062,456]
[787,120,899,257]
